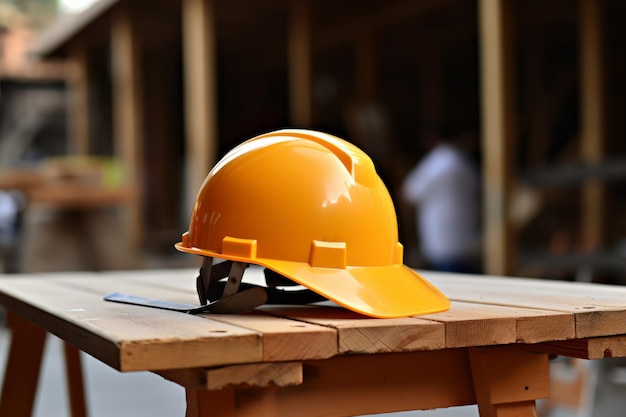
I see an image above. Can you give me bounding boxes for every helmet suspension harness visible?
[105,257,325,314]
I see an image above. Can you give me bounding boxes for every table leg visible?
[469,346,550,417]
[186,388,235,417]
[63,342,88,417]
[0,312,46,417]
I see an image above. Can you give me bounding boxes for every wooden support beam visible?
[579,0,606,250]
[469,346,550,417]
[478,0,517,275]
[288,0,313,126]
[184,350,477,417]
[111,4,144,251]
[66,42,91,155]
[182,0,218,209]
[181,347,550,417]
[159,362,303,391]
[533,335,626,360]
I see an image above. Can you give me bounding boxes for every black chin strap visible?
[197,258,326,308]
[103,258,327,315]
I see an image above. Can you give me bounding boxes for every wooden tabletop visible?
[0,268,625,373]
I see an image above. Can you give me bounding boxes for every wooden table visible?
[0,268,625,417]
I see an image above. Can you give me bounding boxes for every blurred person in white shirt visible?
[402,124,481,273]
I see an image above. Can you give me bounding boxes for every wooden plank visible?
[426,301,573,347]
[579,335,626,359]
[212,313,337,362]
[158,362,303,390]
[87,269,572,348]
[54,272,338,363]
[97,269,444,355]
[263,298,571,351]
[431,303,512,347]
[4,268,626,375]
[0,277,262,372]
[478,0,517,275]
[91,269,444,355]
[206,270,565,347]
[260,304,445,353]
[426,271,626,338]
[532,335,626,360]
[182,0,218,212]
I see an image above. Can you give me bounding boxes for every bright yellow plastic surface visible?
[176,129,450,318]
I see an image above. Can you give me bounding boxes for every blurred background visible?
[0,1,625,415]
[1,0,626,283]
[0,0,625,283]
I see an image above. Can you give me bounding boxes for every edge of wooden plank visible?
[156,362,303,390]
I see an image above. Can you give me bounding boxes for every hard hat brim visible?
[265,259,451,318]
[176,243,450,318]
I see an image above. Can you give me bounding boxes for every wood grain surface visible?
[0,268,625,371]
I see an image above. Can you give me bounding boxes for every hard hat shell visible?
[176,129,450,318]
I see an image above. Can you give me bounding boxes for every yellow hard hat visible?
[176,129,450,318]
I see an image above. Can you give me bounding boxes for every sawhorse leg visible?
[64,341,88,417]
[0,313,87,417]
[469,346,550,417]
[0,313,46,417]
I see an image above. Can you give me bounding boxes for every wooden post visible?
[182,0,218,210]
[579,0,606,250]
[66,42,91,155]
[111,3,144,251]
[478,0,516,275]
[288,0,313,127]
